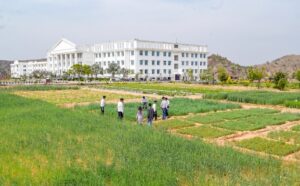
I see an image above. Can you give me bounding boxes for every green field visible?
[204,91,300,108]
[1,85,300,185]
[177,125,233,139]
[237,137,300,156]
[268,131,300,145]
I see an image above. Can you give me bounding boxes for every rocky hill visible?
[0,60,13,79]
[255,55,300,78]
[208,54,249,79]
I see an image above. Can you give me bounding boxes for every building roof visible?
[18,58,47,63]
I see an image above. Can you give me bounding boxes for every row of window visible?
[182,53,206,58]
[139,50,172,57]
[139,60,172,66]
[181,61,206,66]
[95,51,126,58]
[182,69,205,73]
[140,69,172,75]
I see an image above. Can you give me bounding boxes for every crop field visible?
[13,89,138,105]
[204,91,300,108]
[1,84,300,185]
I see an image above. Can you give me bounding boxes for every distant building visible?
[11,38,208,80]
[10,59,47,78]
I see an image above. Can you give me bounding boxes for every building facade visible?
[12,38,208,80]
[11,59,47,78]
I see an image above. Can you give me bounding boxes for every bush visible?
[277,78,288,91]
[273,72,288,90]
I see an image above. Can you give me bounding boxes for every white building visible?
[11,59,47,78]
[12,38,208,80]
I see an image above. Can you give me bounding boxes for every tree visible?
[107,62,120,79]
[187,69,194,81]
[71,64,84,78]
[217,67,229,84]
[120,68,130,78]
[200,69,213,83]
[273,72,288,90]
[30,70,53,80]
[247,67,265,88]
[295,70,300,87]
[82,65,92,78]
[91,64,103,78]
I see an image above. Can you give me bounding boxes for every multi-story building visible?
[12,38,208,80]
[10,59,47,78]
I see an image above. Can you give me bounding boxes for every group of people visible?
[99,95,170,126]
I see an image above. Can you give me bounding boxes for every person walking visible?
[136,106,143,125]
[117,98,124,120]
[160,97,168,120]
[166,97,170,117]
[100,96,106,114]
[141,96,148,109]
[147,103,155,126]
[152,100,158,120]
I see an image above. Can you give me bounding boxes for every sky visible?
[0,0,299,65]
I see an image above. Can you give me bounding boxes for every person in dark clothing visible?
[147,103,154,126]
[152,100,158,120]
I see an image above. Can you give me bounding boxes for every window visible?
[140,50,143,56]
[131,51,134,56]
[182,53,185,57]
[112,52,114,57]
[152,69,155,74]
[195,62,198,66]
[157,61,160,65]
[200,62,203,66]
[186,61,189,66]
[95,54,98,58]
[181,61,184,66]
[168,61,171,65]
[145,51,148,56]
[200,54,203,58]
[157,69,160,74]
[168,69,171,74]
[163,52,167,57]
[174,64,178,69]
[163,61,167,65]
[174,44,178,48]
[145,60,148,65]
[195,69,198,73]
[140,60,143,65]
[203,54,206,58]
[191,54,194,58]
[140,69,143,74]
[145,69,148,74]
[121,51,124,56]
[152,51,155,56]
[104,62,107,66]
[156,51,160,56]
[191,61,194,66]
[121,60,124,65]
[203,62,206,66]
[117,61,120,65]
[103,53,106,57]
[163,69,167,74]
[168,52,171,57]
[186,53,189,58]
[131,60,134,65]
[152,60,155,65]
[117,52,120,56]
[174,55,178,61]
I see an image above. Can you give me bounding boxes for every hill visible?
[208,54,249,79]
[0,60,13,79]
[256,55,300,78]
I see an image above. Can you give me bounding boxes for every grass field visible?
[76,98,240,121]
[155,119,195,129]
[97,82,231,96]
[177,125,233,139]
[3,92,300,185]
[204,91,300,108]
[13,89,138,105]
[237,137,300,156]
[268,131,300,145]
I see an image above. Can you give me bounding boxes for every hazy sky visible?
[0,0,299,65]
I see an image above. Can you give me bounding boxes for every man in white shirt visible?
[160,97,168,120]
[100,96,106,114]
[117,98,124,120]
[141,96,148,109]
[152,100,158,120]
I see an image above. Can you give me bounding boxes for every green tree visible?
[120,68,130,78]
[71,64,84,78]
[247,67,265,89]
[82,65,92,78]
[91,64,103,78]
[200,69,213,83]
[187,69,194,81]
[217,67,229,84]
[295,70,300,87]
[273,72,288,90]
[107,62,120,79]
